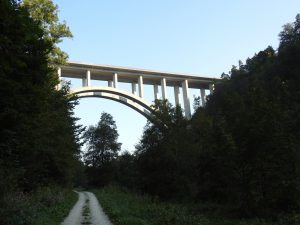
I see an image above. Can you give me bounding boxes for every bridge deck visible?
[61,61,218,89]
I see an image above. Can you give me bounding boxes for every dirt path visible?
[61,191,113,225]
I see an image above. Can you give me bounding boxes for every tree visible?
[0,0,53,194]
[130,14,300,217]
[191,15,300,217]
[22,0,73,64]
[17,0,83,189]
[115,151,139,189]
[135,100,199,199]
[83,112,121,167]
[0,0,82,195]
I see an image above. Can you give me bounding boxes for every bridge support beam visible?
[113,73,118,88]
[182,80,191,119]
[86,70,91,86]
[132,82,137,95]
[174,85,180,106]
[161,78,167,100]
[56,67,61,90]
[138,75,144,98]
[82,77,86,87]
[154,84,159,100]
[200,89,206,106]
[83,70,91,87]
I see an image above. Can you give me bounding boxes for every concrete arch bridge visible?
[58,61,218,119]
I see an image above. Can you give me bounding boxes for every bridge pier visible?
[154,84,159,100]
[200,89,206,106]
[86,70,91,86]
[82,77,86,86]
[182,80,191,119]
[82,70,91,87]
[174,85,180,106]
[161,78,167,100]
[138,75,144,98]
[113,73,118,88]
[56,67,61,90]
[132,82,137,95]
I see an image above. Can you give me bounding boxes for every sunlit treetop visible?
[22,0,73,64]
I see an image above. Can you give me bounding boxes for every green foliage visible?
[0,187,77,225]
[115,151,139,189]
[22,0,73,64]
[0,1,80,223]
[94,186,300,225]
[191,14,300,217]
[134,100,199,200]
[83,112,121,167]
[0,0,82,195]
[94,186,205,225]
[83,112,121,187]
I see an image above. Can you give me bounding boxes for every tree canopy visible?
[82,112,121,187]
[83,112,121,167]
[0,0,81,197]
[22,0,73,64]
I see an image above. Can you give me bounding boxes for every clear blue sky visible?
[53,0,300,152]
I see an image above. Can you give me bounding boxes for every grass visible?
[0,186,78,225]
[93,186,300,225]
[81,197,92,225]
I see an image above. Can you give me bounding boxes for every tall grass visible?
[0,186,77,225]
[94,186,300,225]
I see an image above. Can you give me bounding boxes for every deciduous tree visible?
[83,112,121,167]
[22,0,73,64]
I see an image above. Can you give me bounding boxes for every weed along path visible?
[61,191,113,225]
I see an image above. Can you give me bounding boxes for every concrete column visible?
[138,75,144,98]
[132,82,137,95]
[209,83,215,94]
[182,80,191,119]
[161,78,167,100]
[154,84,159,100]
[174,85,180,106]
[108,81,113,87]
[82,77,87,87]
[86,70,91,86]
[200,89,206,106]
[56,67,61,90]
[113,73,118,88]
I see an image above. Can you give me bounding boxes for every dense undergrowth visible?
[0,187,77,225]
[94,186,300,225]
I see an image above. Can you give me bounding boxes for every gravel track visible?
[61,191,113,225]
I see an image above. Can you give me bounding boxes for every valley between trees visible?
[1,0,300,224]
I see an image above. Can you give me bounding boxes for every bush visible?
[0,187,77,225]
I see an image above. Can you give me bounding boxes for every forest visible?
[0,0,300,224]
[87,14,300,219]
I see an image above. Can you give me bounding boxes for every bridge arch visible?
[71,86,155,119]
